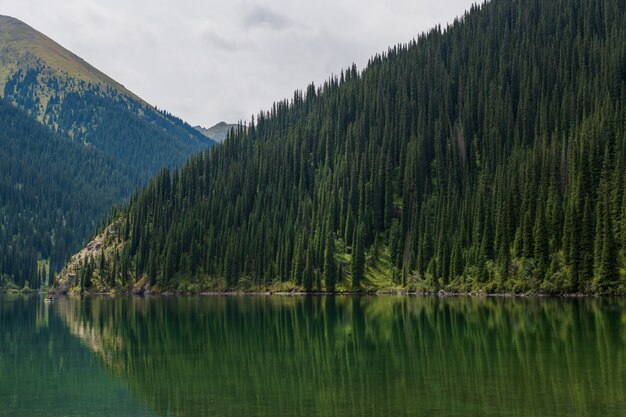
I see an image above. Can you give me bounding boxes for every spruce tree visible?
[351,226,365,290]
[324,232,337,293]
[304,251,314,293]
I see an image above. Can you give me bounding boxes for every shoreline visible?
[38,288,609,298]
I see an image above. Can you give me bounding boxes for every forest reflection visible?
[56,296,626,417]
[0,295,156,417]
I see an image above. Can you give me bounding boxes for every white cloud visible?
[0,0,476,126]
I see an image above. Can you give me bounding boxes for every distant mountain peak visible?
[194,121,239,143]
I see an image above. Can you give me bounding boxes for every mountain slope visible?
[56,0,626,295]
[0,16,214,288]
[0,98,136,288]
[195,122,239,143]
[0,15,214,180]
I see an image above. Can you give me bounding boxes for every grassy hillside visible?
[0,15,139,105]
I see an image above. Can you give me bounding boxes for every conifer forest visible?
[67,0,626,295]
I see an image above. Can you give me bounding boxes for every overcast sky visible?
[1,0,475,127]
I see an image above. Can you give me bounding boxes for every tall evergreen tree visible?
[351,226,365,290]
[324,233,337,293]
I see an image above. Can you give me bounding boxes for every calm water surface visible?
[1,294,626,416]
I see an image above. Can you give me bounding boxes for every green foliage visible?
[73,0,626,294]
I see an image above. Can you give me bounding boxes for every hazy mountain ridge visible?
[194,122,240,143]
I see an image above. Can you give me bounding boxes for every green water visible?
[1,295,626,416]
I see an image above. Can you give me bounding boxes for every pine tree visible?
[351,226,365,290]
[324,232,337,293]
[99,251,106,273]
[579,198,594,291]
[303,251,314,293]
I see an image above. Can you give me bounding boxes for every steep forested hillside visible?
[58,0,626,295]
[0,98,137,289]
[0,16,214,288]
